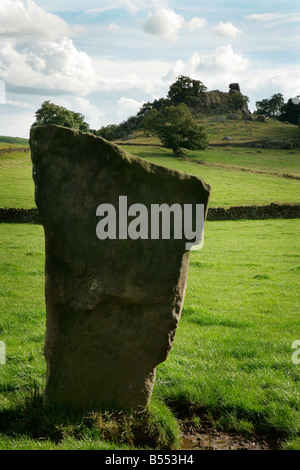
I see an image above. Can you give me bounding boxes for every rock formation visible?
[229,83,241,93]
[193,83,248,115]
[30,125,210,411]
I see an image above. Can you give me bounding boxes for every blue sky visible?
[0,0,299,137]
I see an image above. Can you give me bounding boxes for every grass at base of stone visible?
[0,388,181,450]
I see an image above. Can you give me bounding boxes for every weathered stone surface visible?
[215,116,226,123]
[30,125,210,411]
[256,115,267,123]
[228,113,239,120]
[241,107,254,121]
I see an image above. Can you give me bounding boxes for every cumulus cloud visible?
[143,8,185,43]
[243,68,300,100]
[165,45,248,79]
[74,97,105,129]
[0,0,80,41]
[143,7,206,43]
[214,22,242,39]
[0,38,98,95]
[187,17,207,31]
[116,97,144,121]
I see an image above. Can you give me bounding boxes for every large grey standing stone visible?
[30,125,210,411]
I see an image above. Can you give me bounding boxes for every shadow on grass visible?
[0,388,181,450]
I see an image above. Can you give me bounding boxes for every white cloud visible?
[121,0,148,13]
[194,45,248,73]
[165,45,249,84]
[243,67,300,100]
[187,17,207,32]
[0,0,78,41]
[245,12,300,24]
[0,79,5,103]
[6,99,34,108]
[0,110,35,138]
[143,8,185,43]
[0,38,98,95]
[74,97,105,129]
[143,7,206,43]
[214,22,242,39]
[108,22,121,32]
[92,58,170,95]
[117,97,144,121]
[82,6,120,17]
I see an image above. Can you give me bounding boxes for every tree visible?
[255,93,284,118]
[280,98,300,125]
[167,75,207,106]
[230,92,249,110]
[32,101,90,131]
[144,103,208,157]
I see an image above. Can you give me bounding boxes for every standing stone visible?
[30,125,210,411]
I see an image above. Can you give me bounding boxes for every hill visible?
[0,136,29,147]
[115,114,300,148]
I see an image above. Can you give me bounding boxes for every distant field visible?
[123,146,300,208]
[0,151,34,208]
[188,147,300,177]
[0,136,29,147]
[1,144,299,209]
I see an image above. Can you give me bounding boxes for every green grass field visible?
[123,147,300,208]
[1,145,300,209]
[0,220,299,449]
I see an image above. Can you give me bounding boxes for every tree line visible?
[255,93,300,125]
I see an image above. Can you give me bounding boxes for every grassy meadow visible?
[0,118,299,450]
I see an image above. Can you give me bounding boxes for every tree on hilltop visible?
[167,75,207,106]
[255,93,284,118]
[280,97,300,125]
[32,101,90,132]
[144,103,208,157]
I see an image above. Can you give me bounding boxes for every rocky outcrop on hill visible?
[193,83,249,115]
